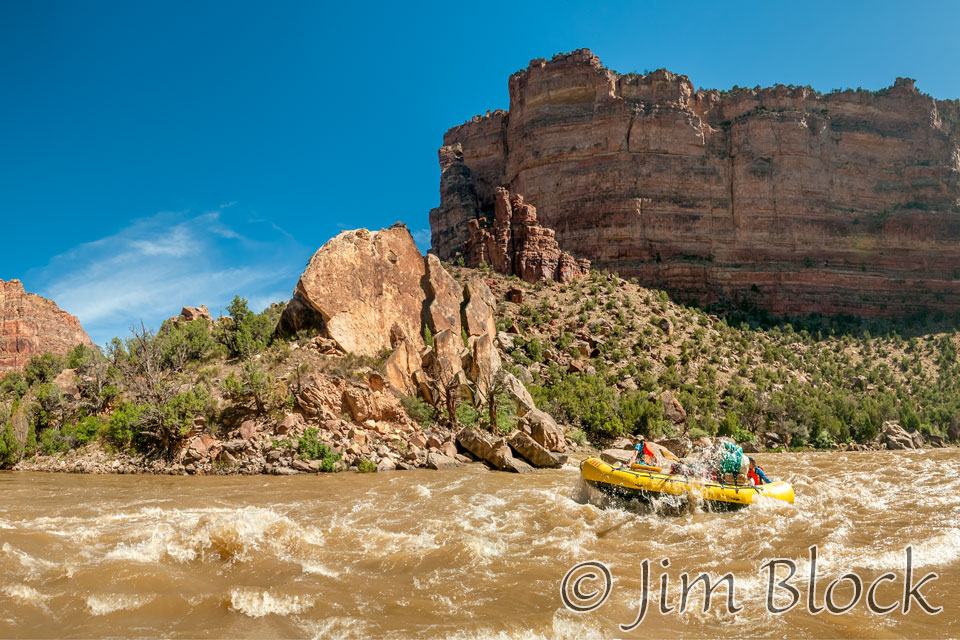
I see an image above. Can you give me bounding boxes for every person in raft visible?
[627,441,656,467]
[747,457,772,485]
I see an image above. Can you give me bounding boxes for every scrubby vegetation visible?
[3,264,960,470]
[0,297,288,468]
[450,266,960,450]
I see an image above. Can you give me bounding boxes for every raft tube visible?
[580,457,795,509]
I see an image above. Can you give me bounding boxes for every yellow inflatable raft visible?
[580,457,795,509]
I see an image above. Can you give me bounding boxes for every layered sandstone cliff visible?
[431,49,960,316]
[0,279,94,374]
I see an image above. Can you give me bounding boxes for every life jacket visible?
[635,441,655,465]
[747,469,760,485]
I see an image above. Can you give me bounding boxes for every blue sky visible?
[2,1,958,345]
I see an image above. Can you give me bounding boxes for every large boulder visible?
[287,225,426,357]
[910,430,925,449]
[600,448,633,465]
[431,328,464,384]
[423,253,462,335]
[462,277,496,339]
[655,437,692,458]
[523,409,566,453]
[884,421,915,450]
[456,427,497,462]
[488,439,534,473]
[501,371,536,416]
[425,452,462,470]
[509,431,565,468]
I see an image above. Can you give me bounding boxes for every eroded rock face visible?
[464,188,590,283]
[288,225,427,357]
[423,253,462,335]
[0,279,94,375]
[432,49,960,317]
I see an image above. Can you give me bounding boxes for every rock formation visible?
[431,49,960,317]
[278,224,569,470]
[0,279,93,375]
[464,187,590,283]
[289,224,427,357]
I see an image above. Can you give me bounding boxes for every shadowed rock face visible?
[431,48,960,317]
[0,279,94,374]
[463,187,590,283]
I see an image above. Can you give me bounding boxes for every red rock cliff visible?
[0,279,94,374]
[431,49,960,316]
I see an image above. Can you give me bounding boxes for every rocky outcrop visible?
[0,279,93,375]
[463,188,589,283]
[432,49,960,317]
[287,225,427,357]
[277,224,567,471]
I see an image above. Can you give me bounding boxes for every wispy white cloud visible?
[411,228,432,252]
[26,207,312,346]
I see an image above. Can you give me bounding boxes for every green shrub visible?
[400,394,437,427]
[0,422,21,467]
[222,362,274,413]
[24,353,65,386]
[456,402,481,427]
[296,427,341,471]
[0,372,28,400]
[105,402,146,450]
[217,296,281,359]
[357,459,377,473]
[568,428,587,446]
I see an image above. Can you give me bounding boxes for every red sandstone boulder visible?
[523,409,566,453]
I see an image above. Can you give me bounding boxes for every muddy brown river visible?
[1,449,958,638]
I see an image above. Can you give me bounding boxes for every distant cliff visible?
[0,279,93,374]
[430,49,960,316]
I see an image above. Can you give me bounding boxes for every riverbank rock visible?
[523,409,566,453]
[600,448,633,465]
[655,437,692,458]
[426,452,462,470]
[884,421,916,450]
[508,431,565,468]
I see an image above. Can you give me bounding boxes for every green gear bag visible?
[719,441,743,474]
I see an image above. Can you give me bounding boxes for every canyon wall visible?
[430,49,960,316]
[0,279,94,374]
